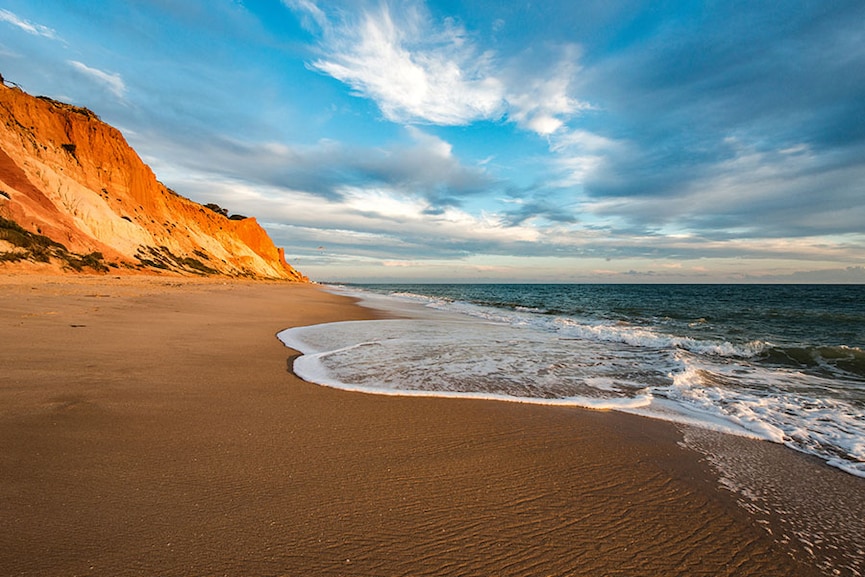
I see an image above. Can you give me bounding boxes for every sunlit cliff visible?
[0,79,306,280]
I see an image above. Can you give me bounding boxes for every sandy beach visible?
[0,275,826,576]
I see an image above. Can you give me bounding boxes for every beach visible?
[0,275,831,576]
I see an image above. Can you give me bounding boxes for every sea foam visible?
[278,285,865,478]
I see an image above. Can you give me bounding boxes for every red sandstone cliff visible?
[0,80,307,280]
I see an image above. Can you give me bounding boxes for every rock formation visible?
[0,80,307,280]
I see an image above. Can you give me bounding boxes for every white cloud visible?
[161,164,540,252]
[291,1,591,136]
[0,9,59,39]
[505,45,593,136]
[153,155,865,281]
[549,128,622,187]
[342,186,429,220]
[307,2,504,125]
[550,128,617,154]
[336,184,539,243]
[405,125,451,158]
[68,60,127,99]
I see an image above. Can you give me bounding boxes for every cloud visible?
[504,44,593,136]
[284,0,330,34]
[580,135,865,243]
[547,128,622,189]
[68,60,126,99]
[147,150,547,258]
[141,129,865,284]
[158,144,865,271]
[288,0,590,136]
[304,1,504,125]
[142,121,865,272]
[360,127,493,206]
[140,124,494,212]
[0,9,59,39]
[545,2,865,245]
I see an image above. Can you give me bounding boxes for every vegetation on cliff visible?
[0,216,108,272]
[0,78,307,280]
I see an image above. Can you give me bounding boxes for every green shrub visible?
[65,251,109,272]
[180,257,219,275]
[0,217,109,271]
[204,203,228,217]
[0,217,65,250]
[0,251,26,262]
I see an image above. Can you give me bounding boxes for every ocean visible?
[278,283,865,479]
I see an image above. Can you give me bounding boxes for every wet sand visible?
[0,275,823,576]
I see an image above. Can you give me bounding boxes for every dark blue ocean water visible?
[280,284,865,477]
[363,283,865,356]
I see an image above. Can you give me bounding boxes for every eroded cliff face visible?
[0,81,307,280]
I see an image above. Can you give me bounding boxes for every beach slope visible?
[0,276,818,576]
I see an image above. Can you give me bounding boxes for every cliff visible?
[0,80,307,280]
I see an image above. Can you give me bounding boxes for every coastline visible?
[0,275,826,575]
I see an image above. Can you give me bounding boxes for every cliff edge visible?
[0,79,307,280]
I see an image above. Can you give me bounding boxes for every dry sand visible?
[0,274,822,576]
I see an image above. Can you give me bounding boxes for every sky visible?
[1,0,864,283]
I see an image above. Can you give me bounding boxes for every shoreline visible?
[0,274,834,575]
[290,284,865,575]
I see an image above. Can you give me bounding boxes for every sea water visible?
[278,284,865,478]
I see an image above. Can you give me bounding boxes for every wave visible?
[759,344,865,380]
[389,290,770,359]
[552,317,769,358]
[385,289,865,379]
[653,359,865,478]
[287,286,865,478]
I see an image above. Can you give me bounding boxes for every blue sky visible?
[2,0,864,282]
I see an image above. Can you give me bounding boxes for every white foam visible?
[279,288,865,478]
[649,356,865,477]
[553,317,768,358]
[364,287,771,359]
[288,341,653,410]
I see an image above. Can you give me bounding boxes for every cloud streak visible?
[0,8,59,40]
[68,60,126,99]
[141,123,495,211]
